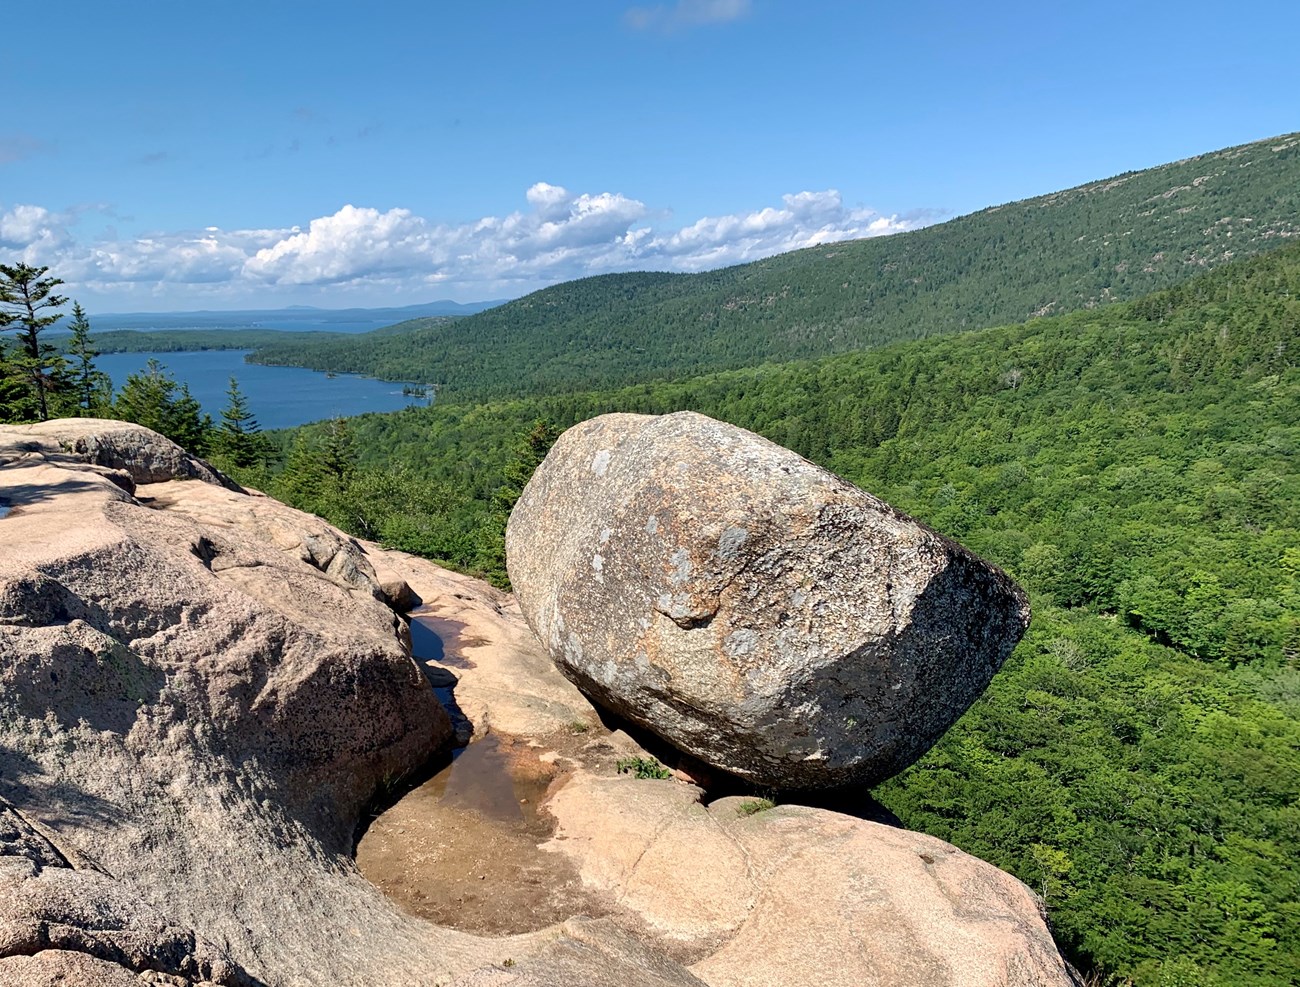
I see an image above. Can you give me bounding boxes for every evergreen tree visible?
[273,432,326,511]
[0,264,70,420]
[321,417,357,484]
[64,302,111,416]
[272,419,357,513]
[112,359,213,454]
[214,376,266,467]
[492,418,560,521]
[0,343,39,423]
[480,418,561,583]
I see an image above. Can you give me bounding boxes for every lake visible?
[95,350,428,431]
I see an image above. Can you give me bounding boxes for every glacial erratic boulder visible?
[507,411,1031,789]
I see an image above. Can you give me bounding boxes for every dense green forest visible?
[79,315,461,356]
[84,327,333,354]
[245,133,1300,401]
[233,241,1300,987]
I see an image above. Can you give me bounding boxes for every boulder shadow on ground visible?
[588,704,904,827]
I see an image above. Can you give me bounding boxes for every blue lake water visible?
[95,350,427,431]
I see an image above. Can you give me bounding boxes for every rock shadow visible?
[406,611,475,745]
[0,626,166,738]
[590,704,903,826]
[0,750,130,858]
[0,468,130,510]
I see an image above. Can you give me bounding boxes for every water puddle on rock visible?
[356,610,612,935]
[356,733,608,934]
[408,609,480,746]
[408,611,481,669]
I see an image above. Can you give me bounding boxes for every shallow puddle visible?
[422,734,555,835]
[408,609,479,745]
[356,732,609,935]
[408,610,482,669]
[356,609,612,934]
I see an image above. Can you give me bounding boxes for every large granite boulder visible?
[507,411,1031,789]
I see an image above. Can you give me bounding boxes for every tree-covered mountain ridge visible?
[80,315,459,356]
[246,131,1300,400]
[247,235,1300,987]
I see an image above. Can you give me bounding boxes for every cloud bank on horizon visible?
[0,184,934,310]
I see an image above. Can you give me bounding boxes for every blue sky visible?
[3,0,1297,311]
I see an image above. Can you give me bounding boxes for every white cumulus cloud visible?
[0,205,74,261]
[644,190,913,269]
[0,183,934,308]
[244,205,432,284]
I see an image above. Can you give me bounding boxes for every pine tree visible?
[274,432,326,512]
[65,302,111,416]
[492,418,560,520]
[482,418,561,583]
[272,418,357,514]
[215,376,266,468]
[113,359,213,454]
[0,343,39,423]
[0,264,70,420]
[321,417,357,484]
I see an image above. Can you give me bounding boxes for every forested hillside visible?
[85,328,332,354]
[244,240,1300,987]
[80,315,462,356]
[246,132,1300,400]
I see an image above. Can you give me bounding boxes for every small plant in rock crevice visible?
[736,798,776,816]
[616,756,671,780]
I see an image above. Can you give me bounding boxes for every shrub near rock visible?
[507,411,1031,790]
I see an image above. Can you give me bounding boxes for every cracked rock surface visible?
[0,421,705,987]
[1,418,1072,987]
[506,411,1032,789]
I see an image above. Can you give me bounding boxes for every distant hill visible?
[245,132,1300,399]
[66,299,505,334]
[84,328,341,355]
[262,238,1300,987]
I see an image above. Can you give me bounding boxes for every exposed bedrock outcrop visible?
[6,417,238,491]
[0,421,706,987]
[507,411,1031,789]
[0,418,1071,987]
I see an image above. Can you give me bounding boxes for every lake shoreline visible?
[95,349,432,431]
